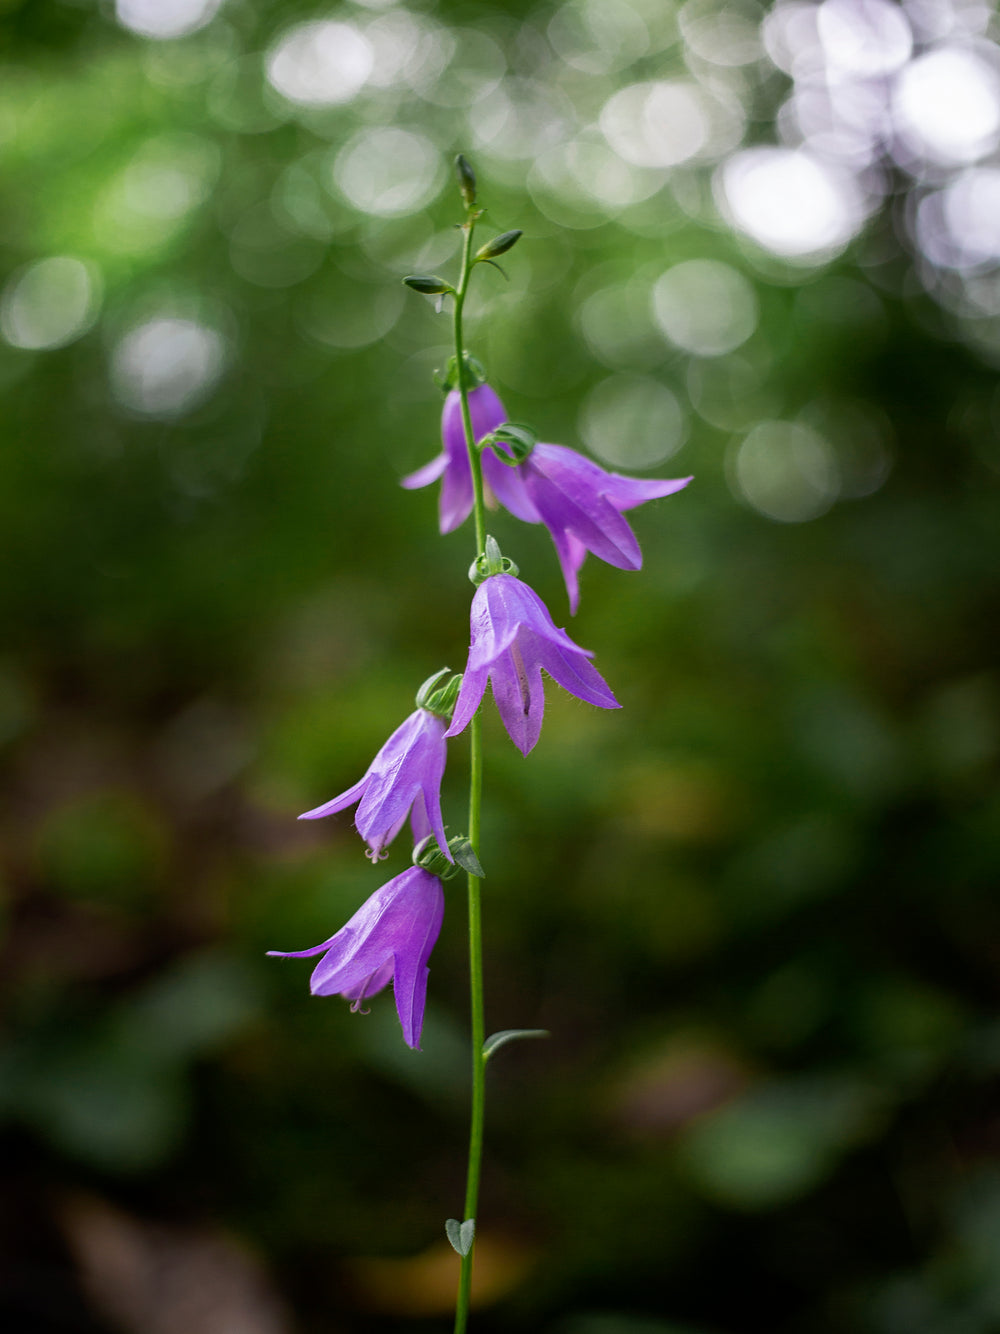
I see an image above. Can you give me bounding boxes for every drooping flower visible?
[401,383,539,533]
[446,572,619,755]
[300,707,451,862]
[519,445,693,614]
[268,866,444,1050]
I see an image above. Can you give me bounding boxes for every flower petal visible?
[601,473,693,510]
[299,773,369,821]
[482,447,542,523]
[446,662,490,739]
[401,452,448,490]
[526,444,643,570]
[526,627,620,710]
[387,869,445,1050]
[489,642,545,754]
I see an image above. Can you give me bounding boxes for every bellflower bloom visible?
[268,866,444,1050]
[447,572,619,755]
[520,445,693,614]
[300,708,451,862]
[401,383,539,533]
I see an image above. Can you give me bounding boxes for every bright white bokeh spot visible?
[548,0,650,75]
[111,317,226,417]
[364,11,453,93]
[470,79,575,161]
[652,260,758,357]
[718,147,866,259]
[783,79,891,168]
[1,257,100,351]
[762,2,825,79]
[116,0,221,40]
[418,28,505,109]
[732,420,839,522]
[902,0,991,43]
[817,0,912,76]
[917,168,1000,270]
[579,373,686,468]
[601,80,710,168]
[333,128,443,216]
[679,0,765,68]
[893,47,1000,166]
[266,21,373,107]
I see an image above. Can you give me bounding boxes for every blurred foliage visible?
[1,1,1000,1332]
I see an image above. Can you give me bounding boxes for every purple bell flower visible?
[446,572,619,755]
[401,383,539,534]
[299,708,451,862]
[268,866,444,1050]
[520,445,693,614]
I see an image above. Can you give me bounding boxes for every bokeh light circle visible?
[110,317,226,418]
[579,373,686,469]
[1,257,101,351]
[116,0,221,40]
[731,420,840,522]
[652,260,758,356]
[717,147,866,260]
[266,21,374,108]
[332,128,444,217]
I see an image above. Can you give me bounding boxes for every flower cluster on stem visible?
[271,154,691,1333]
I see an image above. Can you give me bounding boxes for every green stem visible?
[453,209,487,1334]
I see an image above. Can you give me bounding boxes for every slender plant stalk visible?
[453,209,487,1334]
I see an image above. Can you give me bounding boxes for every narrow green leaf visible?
[450,836,485,879]
[482,1029,550,1061]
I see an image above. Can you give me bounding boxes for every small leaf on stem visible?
[482,1029,550,1061]
[445,1217,476,1256]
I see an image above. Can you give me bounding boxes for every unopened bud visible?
[455,154,477,207]
[476,229,522,260]
[403,274,453,295]
[469,534,519,584]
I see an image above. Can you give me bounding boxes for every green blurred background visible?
[2,1,1000,1331]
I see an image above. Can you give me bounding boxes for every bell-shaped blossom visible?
[300,708,451,862]
[446,573,619,755]
[520,445,692,614]
[401,383,539,533]
[268,867,444,1050]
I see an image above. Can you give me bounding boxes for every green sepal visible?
[415,667,462,721]
[476,229,522,260]
[482,1029,550,1061]
[469,534,518,585]
[480,421,537,466]
[403,274,454,296]
[455,154,477,208]
[435,352,487,394]
[450,836,484,880]
[412,836,461,880]
[445,1217,476,1256]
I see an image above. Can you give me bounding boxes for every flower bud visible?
[469,534,519,585]
[455,154,477,207]
[476,229,522,260]
[403,274,454,295]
